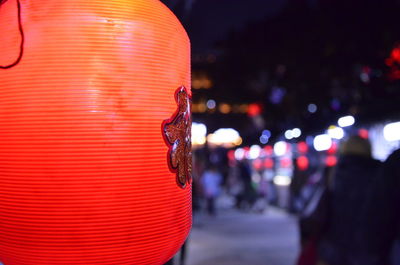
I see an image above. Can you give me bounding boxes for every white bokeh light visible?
[313,134,332,151]
[284,130,293,140]
[207,128,242,146]
[260,135,269,144]
[327,126,344,140]
[273,175,291,186]
[292,128,302,138]
[234,148,245,160]
[383,121,400,142]
[249,145,262,159]
[308,103,317,113]
[191,122,207,145]
[206,99,216,109]
[274,141,288,156]
[338,115,355,127]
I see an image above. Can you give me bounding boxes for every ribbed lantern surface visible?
[0,0,192,264]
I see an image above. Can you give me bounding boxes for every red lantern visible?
[0,0,191,264]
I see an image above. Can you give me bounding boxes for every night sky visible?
[161,0,292,52]
[161,0,387,52]
[161,0,400,144]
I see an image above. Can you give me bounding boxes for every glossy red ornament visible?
[0,0,191,264]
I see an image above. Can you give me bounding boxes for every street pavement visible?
[184,201,299,265]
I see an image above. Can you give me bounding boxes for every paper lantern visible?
[0,0,191,264]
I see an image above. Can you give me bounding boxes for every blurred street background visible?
[161,0,400,264]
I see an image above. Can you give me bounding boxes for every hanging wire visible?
[0,0,24,69]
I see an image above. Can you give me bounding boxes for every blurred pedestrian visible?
[201,164,222,216]
[236,160,257,210]
[384,149,400,265]
[365,148,400,265]
[296,166,332,265]
[317,136,382,265]
[290,157,311,213]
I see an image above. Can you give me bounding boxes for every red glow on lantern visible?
[247,103,262,117]
[358,128,369,139]
[264,158,274,169]
[297,156,309,171]
[297,141,308,154]
[326,155,338,167]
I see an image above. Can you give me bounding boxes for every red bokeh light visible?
[326,155,338,167]
[358,128,369,139]
[389,70,400,80]
[296,156,309,171]
[247,103,262,117]
[263,145,273,156]
[263,158,274,169]
[297,141,308,154]
[362,66,371,74]
[391,47,400,63]
[243,146,250,158]
[228,150,235,161]
[386,58,394,67]
[253,159,263,170]
[327,141,338,155]
[280,158,292,168]
[387,45,400,81]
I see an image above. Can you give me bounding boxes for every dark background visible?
[161,0,400,145]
